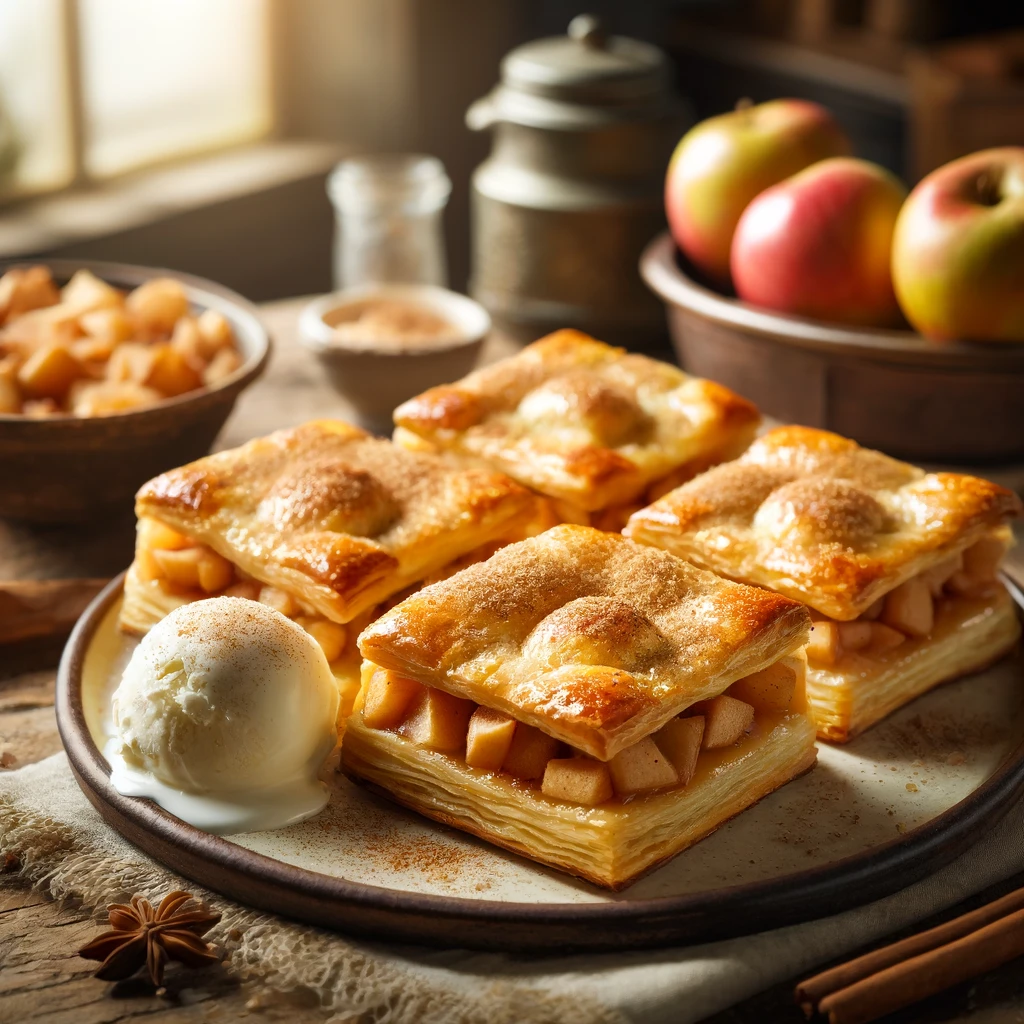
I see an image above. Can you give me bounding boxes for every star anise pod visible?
[79,890,221,986]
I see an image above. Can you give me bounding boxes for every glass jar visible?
[327,154,452,290]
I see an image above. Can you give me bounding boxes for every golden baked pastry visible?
[119,420,535,712]
[392,329,760,528]
[804,588,1020,742]
[625,426,1023,741]
[343,525,817,889]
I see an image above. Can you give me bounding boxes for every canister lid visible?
[467,15,674,131]
[503,15,670,105]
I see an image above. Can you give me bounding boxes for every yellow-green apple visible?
[892,147,1024,342]
[730,157,906,326]
[665,99,849,287]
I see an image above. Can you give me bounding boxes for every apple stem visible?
[975,170,1000,207]
[734,97,754,112]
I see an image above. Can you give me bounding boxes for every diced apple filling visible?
[881,578,933,637]
[805,534,1009,668]
[362,670,423,729]
[359,657,801,808]
[465,706,517,771]
[836,621,872,652]
[962,536,1005,580]
[727,661,796,713]
[148,545,234,593]
[807,621,842,665]
[299,618,349,665]
[541,758,614,805]
[134,517,350,666]
[866,622,905,653]
[693,694,756,748]
[502,723,561,780]
[654,716,704,785]
[608,737,678,795]
[257,584,298,618]
[400,689,475,752]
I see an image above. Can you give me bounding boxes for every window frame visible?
[0,0,276,207]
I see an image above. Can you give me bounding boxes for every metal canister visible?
[466,14,685,351]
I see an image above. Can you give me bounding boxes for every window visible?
[0,0,273,202]
[79,0,272,177]
[0,0,75,197]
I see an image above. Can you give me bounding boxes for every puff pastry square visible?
[805,588,1020,741]
[342,525,817,889]
[119,420,535,710]
[625,426,1023,741]
[393,329,760,519]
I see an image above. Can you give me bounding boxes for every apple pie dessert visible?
[625,426,1023,742]
[342,525,816,889]
[392,329,760,531]
[119,420,536,712]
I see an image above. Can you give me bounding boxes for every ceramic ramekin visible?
[299,283,489,435]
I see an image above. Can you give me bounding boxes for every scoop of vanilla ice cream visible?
[112,597,339,794]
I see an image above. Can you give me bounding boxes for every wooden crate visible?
[792,0,949,44]
[907,31,1024,177]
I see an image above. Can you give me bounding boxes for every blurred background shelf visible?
[1,0,1021,304]
[666,0,1024,183]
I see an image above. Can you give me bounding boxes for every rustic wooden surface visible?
[2,297,1024,1023]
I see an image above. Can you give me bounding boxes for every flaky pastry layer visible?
[341,711,816,890]
[807,587,1021,742]
[120,560,192,635]
[358,525,811,759]
[625,426,1022,620]
[134,419,535,624]
[393,329,760,512]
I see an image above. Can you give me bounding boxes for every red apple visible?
[730,157,906,327]
[665,99,849,287]
[892,147,1024,343]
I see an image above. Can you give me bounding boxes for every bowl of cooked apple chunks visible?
[0,260,270,522]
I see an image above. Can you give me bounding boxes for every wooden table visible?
[2,298,1024,1023]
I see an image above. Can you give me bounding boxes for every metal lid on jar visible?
[467,15,674,132]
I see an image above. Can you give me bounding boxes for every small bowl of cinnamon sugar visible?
[300,283,489,434]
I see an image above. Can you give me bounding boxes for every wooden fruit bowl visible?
[0,260,270,523]
[640,232,1024,466]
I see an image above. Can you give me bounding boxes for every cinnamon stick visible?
[814,907,1024,1024]
[0,579,107,644]
[796,884,1024,1015]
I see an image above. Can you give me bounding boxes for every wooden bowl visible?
[640,232,1024,466]
[0,259,270,523]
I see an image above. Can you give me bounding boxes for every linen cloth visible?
[2,752,1024,1024]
